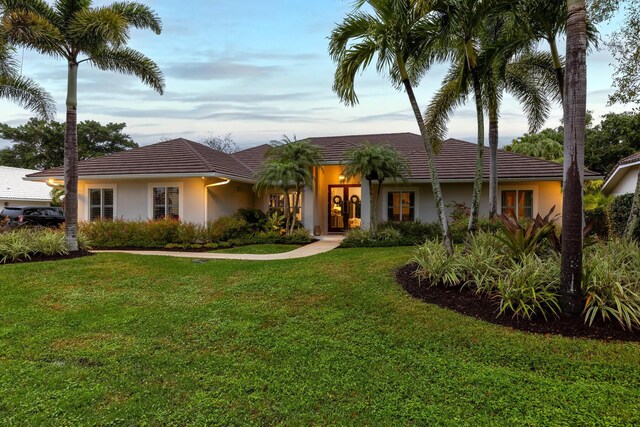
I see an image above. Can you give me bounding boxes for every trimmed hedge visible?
[609,193,634,238]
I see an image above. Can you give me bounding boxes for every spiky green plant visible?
[410,240,464,287]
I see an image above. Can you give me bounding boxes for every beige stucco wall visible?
[78,177,257,224]
[609,166,639,196]
[361,180,564,228]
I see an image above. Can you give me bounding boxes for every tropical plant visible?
[583,239,640,330]
[560,0,589,316]
[495,209,557,260]
[410,240,464,287]
[1,0,165,251]
[329,0,454,254]
[494,254,561,321]
[459,230,506,294]
[341,143,410,235]
[265,211,285,234]
[0,36,55,118]
[265,136,323,234]
[254,160,297,234]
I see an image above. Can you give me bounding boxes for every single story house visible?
[1,166,52,208]
[25,132,601,234]
[602,152,640,197]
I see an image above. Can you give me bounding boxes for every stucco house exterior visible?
[26,132,601,234]
[1,166,52,208]
[602,152,640,197]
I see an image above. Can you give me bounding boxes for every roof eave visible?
[24,172,257,184]
[602,161,640,194]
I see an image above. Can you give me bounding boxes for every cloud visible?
[165,60,281,81]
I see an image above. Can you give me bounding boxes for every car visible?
[0,206,65,229]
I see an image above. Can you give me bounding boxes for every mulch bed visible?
[396,263,640,342]
[2,249,94,265]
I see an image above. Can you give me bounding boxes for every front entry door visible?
[328,185,362,232]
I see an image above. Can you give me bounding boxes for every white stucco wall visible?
[1,199,51,207]
[609,166,639,196]
[78,177,257,224]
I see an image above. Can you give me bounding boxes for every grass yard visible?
[1,248,639,425]
[211,243,301,254]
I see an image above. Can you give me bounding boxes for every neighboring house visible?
[602,152,640,197]
[26,133,601,234]
[0,166,52,208]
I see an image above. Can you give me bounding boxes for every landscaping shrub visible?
[378,220,441,244]
[81,219,196,248]
[450,216,502,244]
[235,208,268,232]
[494,254,561,320]
[204,216,249,242]
[410,240,465,287]
[458,231,506,294]
[608,193,638,239]
[584,207,610,239]
[0,229,71,263]
[583,239,640,330]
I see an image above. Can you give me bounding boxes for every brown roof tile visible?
[27,138,254,180]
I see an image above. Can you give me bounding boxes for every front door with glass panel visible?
[328,185,361,232]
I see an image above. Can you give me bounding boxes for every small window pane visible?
[103,189,114,206]
[519,190,533,218]
[501,191,517,218]
[90,189,101,206]
[90,207,101,221]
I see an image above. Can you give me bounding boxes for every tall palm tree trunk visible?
[283,190,291,234]
[64,62,79,252]
[367,178,377,234]
[290,189,301,234]
[488,105,499,219]
[548,37,565,103]
[468,69,484,234]
[398,64,453,254]
[624,167,640,240]
[560,0,587,316]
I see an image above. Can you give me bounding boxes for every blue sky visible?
[0,0,636,150]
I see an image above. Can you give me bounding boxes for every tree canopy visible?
[0,118,138,170]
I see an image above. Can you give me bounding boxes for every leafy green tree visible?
[265,136,324,234]
[505,129,564,163]
[329,0,454,254]
[0,37,54,118]
[1,0,165,251]
[586,112,640,173]
[560,0,588,316]
[0,118,137,169]
[341,143,410,235]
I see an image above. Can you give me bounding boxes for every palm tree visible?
[560,0,588,315]
[0,37,55,118]
[253,160,298,234]
[426,49,555,220]
[1,0,165,251]
[266,136,324,234]
[329,0,454,254]
[341,143,410,235]
[423,0,500,234]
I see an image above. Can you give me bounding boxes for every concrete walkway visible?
[92,235,344,261]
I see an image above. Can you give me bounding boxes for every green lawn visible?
[211,243,301,254]
[1,248,639,425]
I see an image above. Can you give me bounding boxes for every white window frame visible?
[148,182,184,220]
[384,187,419,222]
[498,185,538,219]
[86,184,117,221]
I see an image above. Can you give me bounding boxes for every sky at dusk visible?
[0,0,636,150]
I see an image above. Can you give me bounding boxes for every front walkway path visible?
[92,235,344,261]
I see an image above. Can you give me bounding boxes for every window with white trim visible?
[388,191,415,222]
[89,188,114,220]
[153,186,180,220]
[501,190,533,219]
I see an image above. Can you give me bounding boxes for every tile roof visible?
[602,151,640,193]
[27,133,601,184]
[235,132,600,181]
[27,138,255,180]
[0,166,52,201]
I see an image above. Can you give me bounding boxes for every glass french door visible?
[328,185,362,232]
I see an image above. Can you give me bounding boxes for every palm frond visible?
[68,7,129,48]
[0,74,56,119]
[504,60,551,133]
[88,46,165,94]
[332,39,378,106]
[424,58,470,151]
[109,1,162,34]
[1,10,66,57]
